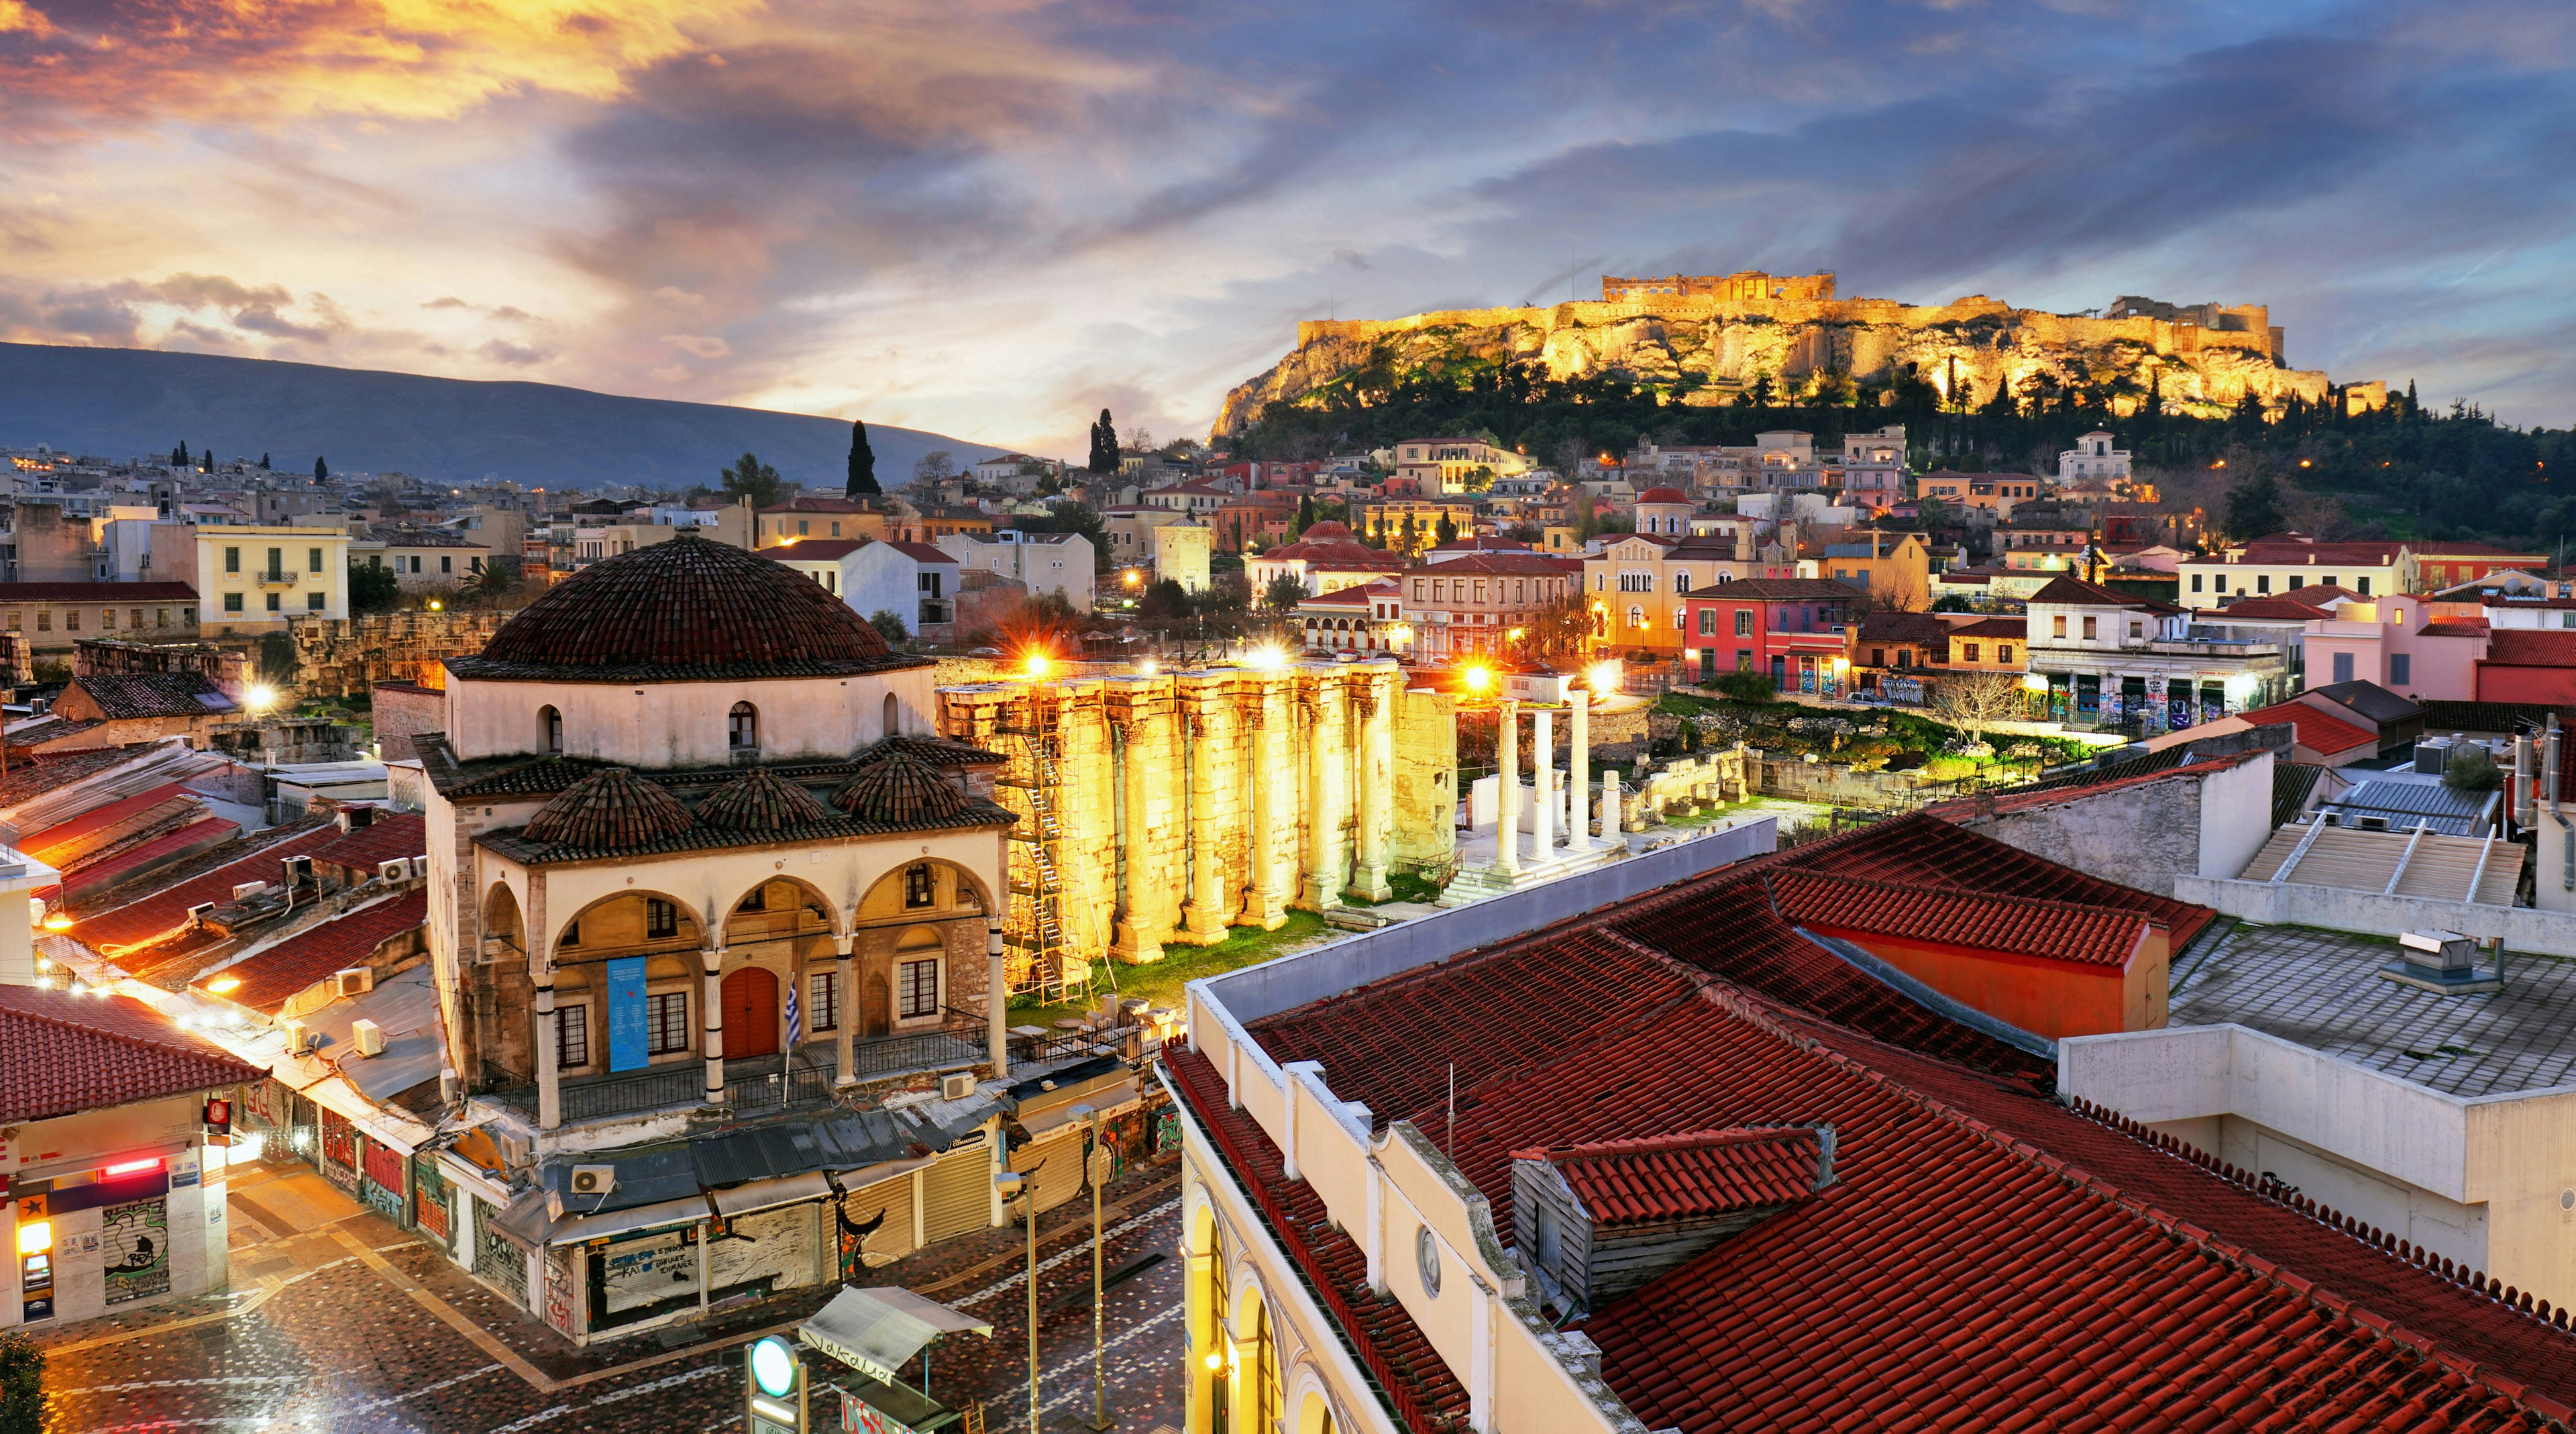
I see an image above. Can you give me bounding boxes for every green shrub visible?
[1708,670,1776,704]
[2445,743,2502,792]
[0,1330,41,1434]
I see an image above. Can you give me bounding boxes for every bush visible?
[0,1330,40,1434]
[2445,742,2503,792]
[1708,670,1775,704]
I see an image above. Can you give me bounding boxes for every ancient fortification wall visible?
[1220,276,2372,436]
[283,611,512,698]
[938,660,1456,982]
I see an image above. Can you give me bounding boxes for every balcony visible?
[256,569,299,588]
[493,1025,987,1125]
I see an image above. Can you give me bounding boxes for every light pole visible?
[998,1170,1038,1434]
[1072,1104,1112,1431]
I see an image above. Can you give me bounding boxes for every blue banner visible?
[606,956,649,1072]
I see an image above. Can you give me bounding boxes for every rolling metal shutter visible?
[919,1139,994,1243]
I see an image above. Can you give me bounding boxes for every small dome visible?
[1638,486,1690,505]
[458,532,901,680]
[523,768,695,850]
[695,768,833,831]
[1301,519,1353,540]
[830,750,971,824]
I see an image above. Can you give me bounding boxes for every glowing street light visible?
[1587,660,1622,695]
[1462,665,1493,694]
[1024,653,1051,680]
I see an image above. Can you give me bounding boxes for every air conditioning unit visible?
[231,880,268,901]
[376,858,408,884]
[941,1072,977,1100]
[408,856,431,880]
[284,1020,318,1056]
[334,967,374,996]
[185,901,217,924]
[569,1164,616,1197]
[350,1018,384,1057]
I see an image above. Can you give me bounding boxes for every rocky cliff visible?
[1214,291,2381,438]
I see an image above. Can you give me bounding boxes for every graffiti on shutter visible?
[1009,1130,1084,1215]
[474,1198,529,1307]
[360,1138,407,1220]
[319,1110,359,1190]
[837,1171,916,1277]
[413,1158,452,1245]
[706,1204,810,1301]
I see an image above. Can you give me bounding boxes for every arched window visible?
[1627,605,1645,629]
[882,692,900,739]
[539,705,562,754]
[728,701,758,754]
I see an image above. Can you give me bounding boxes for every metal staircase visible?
[996,700,1092,1007]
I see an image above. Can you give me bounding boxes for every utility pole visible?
[998,1171,1037,1434]
[1075,1105,1113,1430]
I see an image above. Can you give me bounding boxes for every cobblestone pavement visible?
[37,1156,1187,1434]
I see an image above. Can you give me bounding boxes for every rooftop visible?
[2241,699,2377,756]
[0,581,200,603]
[2481,629,2576,667]
[2171,924,2576,1098]
[197,888,427,1015]
[0,985,265,1123]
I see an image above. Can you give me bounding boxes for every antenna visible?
[1446,1062,1456,1161]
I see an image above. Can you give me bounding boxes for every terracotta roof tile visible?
[1528,1126,1827,1225]
[66,671,235,721]
[199,889,427,1015]
[0,986,264,1121]
[0,582,199,603]
[830,751,971,823]
[522,768,696,850]
[62,818,342,945]
[1767,868,2151,967]
[697,767,835,831]
[307,813,427,875]
[2481,629,2576,667]
[2242,699,2377,755]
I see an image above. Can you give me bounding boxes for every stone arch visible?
[549,888,706,958]
[539,703,563,754]
[855,856,994,925]
[1229,1279,1283,1434]
[1289,1373,1341,1434]
[883,690,900,739]
[721,873,846,940]
[479,880,536,1088]
[481,880,527,962]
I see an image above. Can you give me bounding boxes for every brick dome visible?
[455,532,906,682]
[694,767,833,832]
[1301,519,1353,540]
[523,768,696,850]
[830,750,971,824]
[1637,486,1690,505]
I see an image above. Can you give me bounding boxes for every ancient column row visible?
[1489,686,1621,878]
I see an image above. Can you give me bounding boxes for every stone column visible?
[1569,688,1592,848]
[1601,770,1622,847]
[1245,674,1289,929]
[1181,699,1231,942]
[1532,705,1556,858]
[1112,686,1171,964]
[1496,700,1520,877]
[700,945,725,1106]
[832,932,857,1088]
[1352,671,1394,901]
[986,922,1010,1080]
[1302,673,1346,911]
[533,977,560,1131]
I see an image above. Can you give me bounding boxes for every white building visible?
[2025,574,2286,729]
[841,539,960,640]
[2057,430,2133,485]
[937,530,1095,612]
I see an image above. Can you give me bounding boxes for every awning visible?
[1017,1076,1142,1139]
[799,1286,994,1384]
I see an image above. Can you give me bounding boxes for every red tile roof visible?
[22,780,196,863]
[1945,616,2025,640]
[57,815,239,898]
[63,819,343,951]
[1690,578,1865,601]
[2420,617,2492,637]
[307,813,427,876]
[2242,699,2377,755]
[1926,752,2259,821]
[2481,629,2576,668]
[1525,1127,1826,1226]
[0,986,264,1121]
[2212,595,2336,621]
[763,538,870,561]
[1767,869,2152,967]
[2027,574,2181,611]
[199,888,426,1014]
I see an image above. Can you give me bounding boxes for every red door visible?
[721,966,778,1059]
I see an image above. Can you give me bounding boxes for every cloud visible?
[660,333,730,358]
[476,338,552,364]
[422,296,472,309]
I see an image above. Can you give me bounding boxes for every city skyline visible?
[2,0,2569,458]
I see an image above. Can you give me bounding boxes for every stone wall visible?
[282,611,511,698]
[372,680,447,762]
[938,660,1455,980]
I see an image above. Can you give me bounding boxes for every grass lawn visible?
[1007,910,1336,1028]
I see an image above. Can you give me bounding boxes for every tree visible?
[1088,409,1120,474]
[349,558,401,614]
[260,452,272,470]
[1525,593,1595,663]
[0,1329,42,1434]
[1139,577,1193,621]
[721,451,782,507]
[199,447,213,472]
[1294,494,1316,537]
[460,555,523,607]
[1263,572,1307,613]
[1015,499,1110,571]
[911,449,957,487]
[1929,669,2028,748]
[313,455,329,482]
[2445,741,2502,792]
[172,440,188,466]
[2222,472,2285,540]
[846,419,879,497]
[1434,511,1458,545]
[866,609,910,644]
[1710,670,1775,703]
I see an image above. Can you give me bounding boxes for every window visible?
[2257,574,2271,594]
[2128,621,2143,639]
[2332,651,2355,684]
[100,608,115,630]
[1999,644,2014,664]
[557,1003,590,1069]
[903,863,936,909]
[440,556,452,574]
[647,992,690,1055]
[307,592,325,611]
[646,899,680,939]
[225,546,240,574]
[540,705,562,754]
[899,959,940,1019]
[2053,615,2067,639]
[2357,576,2371,595]
[129,609,143,629]
[561,918,581,946]
[2192,574,2204,593]
[267,547,283,576]
[2390,653,2412,686]
[1626,605,1644,629]
[1733,609,1753,637]
[2081,615,2097,639]
[1697,609,1716,635]
[798,519,810,535]
[2320,576,2336,590]
[810,970,840,1032]
[262,593,280,611]
[308,547,323,573]
[1672,572,1690,594]
[728,701,758,752]
[737,886,767,912]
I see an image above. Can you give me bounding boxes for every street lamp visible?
[1072,1104,1113,1431]
[996,1170,1037,1434]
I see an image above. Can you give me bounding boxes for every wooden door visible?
[863,972,892,1038]
[720,966,779,1059]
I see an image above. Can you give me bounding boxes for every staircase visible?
[998,709,1092,1006]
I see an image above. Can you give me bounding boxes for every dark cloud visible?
[476,338,552,365]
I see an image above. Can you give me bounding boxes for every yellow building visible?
[1801,531,1933,609]
[196,525,351,637]
[1585,533,1800,657]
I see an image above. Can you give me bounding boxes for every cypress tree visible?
[314,456,329,482]
[1088,409,1120,474]
[174,441,189,466]
[845,419,879,497]
[201,448,213,472]
[260,452,271,470]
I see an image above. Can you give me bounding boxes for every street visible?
[35,1155,1187,1434]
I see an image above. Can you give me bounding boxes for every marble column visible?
[1569,689,1593,848]
[832,932,857,1088]
[1532,706,1556,858]
[1601,770,1622,847]
[1181,701,1232,942]
[1303,674,1346,910]
[1114,695,1170,964]
[1246,676,1289,929]
[533,978,560,1130]
[700,945,725,1105]
[1352,673,1394,901]
[1496,700,1520,877]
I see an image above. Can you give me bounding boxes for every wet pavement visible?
[37,1156,1186,1434]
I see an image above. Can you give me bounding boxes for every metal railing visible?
[559,1062,701,1123]
[529,1023,987,1124]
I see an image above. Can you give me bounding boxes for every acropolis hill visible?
[1213,269,2385,436]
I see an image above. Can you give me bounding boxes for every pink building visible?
[2303,594,2487,701]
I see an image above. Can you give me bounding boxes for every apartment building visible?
[195,526,351,635]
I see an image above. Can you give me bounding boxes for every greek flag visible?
[784,978,804,1049]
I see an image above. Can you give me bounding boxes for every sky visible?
[3,0,2571,459]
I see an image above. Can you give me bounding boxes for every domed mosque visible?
[413,533,1019,1141]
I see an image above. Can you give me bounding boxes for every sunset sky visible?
[4,0,2570,457]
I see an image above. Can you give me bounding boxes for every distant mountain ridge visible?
[0,343,1000,491]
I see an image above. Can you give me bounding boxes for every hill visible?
[0,343,999,491]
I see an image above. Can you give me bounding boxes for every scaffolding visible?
[994,693,1093,1007]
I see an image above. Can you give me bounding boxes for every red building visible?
[2475,629,2576,705]
[2413,540,2548,593]
[1680,578,1866,692]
